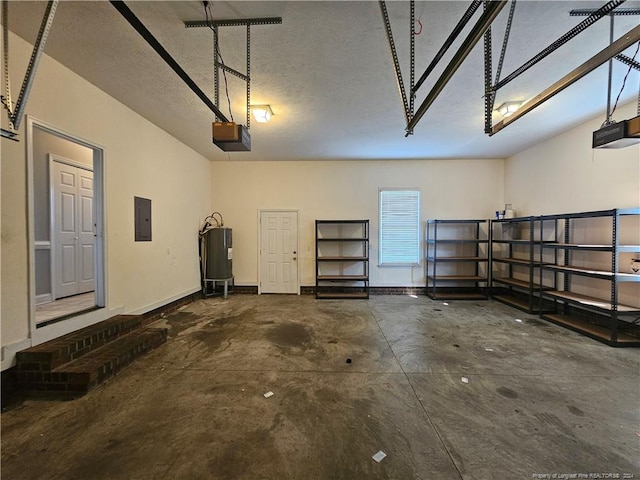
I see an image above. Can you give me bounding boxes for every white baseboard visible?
[1,338,33,371]
[36,293,53,305]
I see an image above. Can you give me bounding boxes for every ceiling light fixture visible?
[495,101,522,117]
[251,105,273,123]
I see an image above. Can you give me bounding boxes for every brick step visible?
[16,315,142,371]
[18,328,167,395]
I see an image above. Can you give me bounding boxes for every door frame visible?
[257,209,300,295]
[49,154,94,301]
[27,117,106,337]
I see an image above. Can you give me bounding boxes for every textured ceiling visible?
[7,1,640,161]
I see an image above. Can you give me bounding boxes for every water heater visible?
[204,227,233,279]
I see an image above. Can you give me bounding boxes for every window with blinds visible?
[379,188,421,266]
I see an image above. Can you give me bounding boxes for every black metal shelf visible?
[317,275,368,281]
[426,219,488,224]
[425,239,489,244]
[492,257,548,266]
[493,277,553,291]
[544,265,640,281]
[317,238,369,242]
[426,256,488,262]
[540,314,640,347]
[490,216,557,313]
[315,220,369,299]
[317,256,368,261]
[425,219,489,300]
[539,208,640,347]
[426,275,486,281]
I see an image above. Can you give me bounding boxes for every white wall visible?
[504,101,640,215]
[1,30,212,368]
[211,159,504,287]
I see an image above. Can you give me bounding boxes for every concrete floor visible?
[2,294,639,479]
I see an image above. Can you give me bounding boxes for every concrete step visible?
[18,328,167,396]
[16,315,142,371]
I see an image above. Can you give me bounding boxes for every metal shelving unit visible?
[491,216,557,313]
[539,208,640,347]
[315,220,369,299]
[425,219,489,300]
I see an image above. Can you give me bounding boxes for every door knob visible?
[293,257,297,261]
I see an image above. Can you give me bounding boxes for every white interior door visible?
[260,211,299,294]
[52,160,94,299]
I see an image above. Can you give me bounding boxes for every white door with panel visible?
[52,160,95,299]
[260,211,299,294]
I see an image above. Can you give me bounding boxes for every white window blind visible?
[379,188,421,265]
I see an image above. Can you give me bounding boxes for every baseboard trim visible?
[233,285,259,294]
[199,285,428,296]
[35,293,53,305]
[1,338,32,371]
[370,287,426,295]
[141,291,202,324]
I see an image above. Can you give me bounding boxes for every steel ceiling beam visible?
[379,1,410,125]
[491,24,640,135]
[616,53,640,70]
[9,0,58,130]
[214,61,248,82]
[110,0,229,122]
[1,128,18,140]
[406,0,507,134]
[184,17,282,28]
[413,0,482,95]
[570,8,640,16]
[493,0,627,92]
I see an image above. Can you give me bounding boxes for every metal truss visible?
[484,0,640,135]
[379,1,412,126]
[185,18,281,28]
[491,24,640,135]
[184,15,282,127]
[406,0,506,134]
[615,53,640,71]
[2,0,58,137]
[379,0,637,139]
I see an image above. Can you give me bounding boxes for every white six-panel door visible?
[259,211,299,294]
[52,160,94,299]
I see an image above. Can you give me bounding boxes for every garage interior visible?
[1,1,639,479]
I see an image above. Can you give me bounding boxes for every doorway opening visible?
[28,119,105,327]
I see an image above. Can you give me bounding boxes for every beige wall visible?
[504,103,639,308]
[211,159,504,287]
[1,30,212,368]
[504,101,640,215]
[1,99,29,353]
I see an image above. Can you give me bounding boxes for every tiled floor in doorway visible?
[35,292,95,324]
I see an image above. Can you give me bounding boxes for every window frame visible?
[378,187,421,267]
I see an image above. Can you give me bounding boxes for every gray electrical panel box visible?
[134,196,152,242]
[204,227,232,279]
